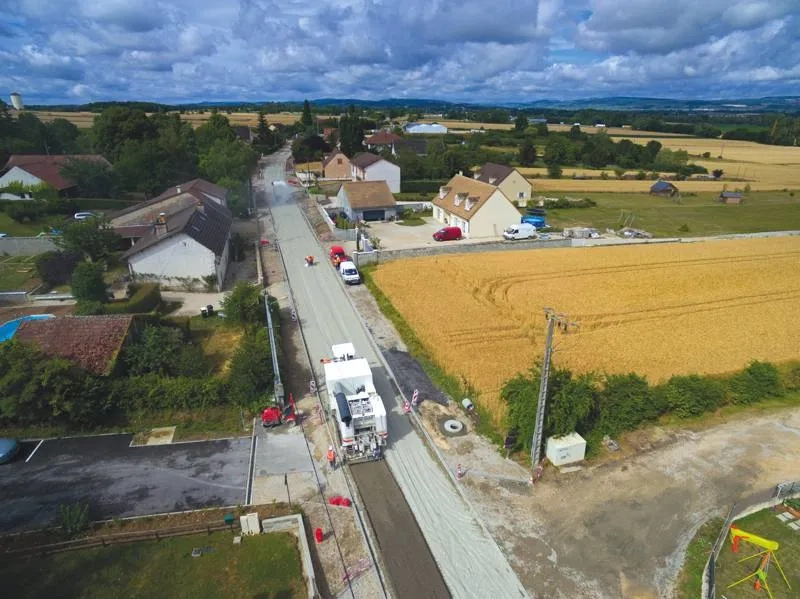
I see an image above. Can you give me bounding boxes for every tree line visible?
[502,360,798,460]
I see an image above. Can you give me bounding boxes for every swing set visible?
[727,525,791,599]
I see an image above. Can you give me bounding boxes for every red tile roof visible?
[365,131,401,145]
[15,315,134,375]
[3,154,111,190]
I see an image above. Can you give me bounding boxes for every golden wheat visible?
[372,237,800,425]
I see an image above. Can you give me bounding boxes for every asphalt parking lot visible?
[0,434,251,533]
[356,217,495,250]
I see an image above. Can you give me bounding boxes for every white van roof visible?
[339,260,357,269]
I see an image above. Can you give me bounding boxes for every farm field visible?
[0,530,305,598]
[540,191,800,237]
[30,110,300,129]
[528,176,797,193]
[371,236,800,423]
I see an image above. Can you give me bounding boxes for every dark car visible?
[433,226,463,241]
[0,438,20,464]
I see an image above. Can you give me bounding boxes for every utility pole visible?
[530,308,576,472]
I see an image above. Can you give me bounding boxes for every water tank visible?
[9,92,23,110]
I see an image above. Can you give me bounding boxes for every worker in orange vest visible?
[327,445,337,470]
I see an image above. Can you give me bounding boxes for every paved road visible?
[0,435,250,533]
[262,151,528,599]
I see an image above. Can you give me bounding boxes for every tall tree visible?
[220,282,267,330]
[70,262,108,303]
[301,100,314,127]
[518,138,537,167]
[56,219,121,262]
[198,138,257,183]
[195,112,236,153]
[514,113,528,133]
[92,107,155,161]
[60,159,118,198]
[338,111,365,158]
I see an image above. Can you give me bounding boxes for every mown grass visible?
[675,517,725,599]
[0,212,63,236]
[0,530,305,599]
[542,191,800,237]
[0,255,40,291]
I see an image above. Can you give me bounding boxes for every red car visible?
[433,226,463,241]
[329,245,347,264]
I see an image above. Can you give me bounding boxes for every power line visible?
[530,308,579,472]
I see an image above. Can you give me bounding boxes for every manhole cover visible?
[439,418,467,437]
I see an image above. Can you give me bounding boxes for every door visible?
[361,209,385,221]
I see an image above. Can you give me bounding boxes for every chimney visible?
[176,185,182,193]
[438,186,450,199]
[196,198,204,214]
[458,170,463,176]
[473,173,480,179]
[155,212,168,236]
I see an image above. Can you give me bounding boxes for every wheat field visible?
[372,236,800,424]
[30,110,300,128]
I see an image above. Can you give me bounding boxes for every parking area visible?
[360,217,493,250]
[0,434,250,533]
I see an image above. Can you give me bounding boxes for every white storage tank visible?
[545,432,586,467]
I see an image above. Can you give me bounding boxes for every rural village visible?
[1,27,800,599]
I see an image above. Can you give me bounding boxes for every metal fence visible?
[702,480,800,598]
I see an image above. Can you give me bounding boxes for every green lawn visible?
[542,191,800,237]
[675,518,725,599]
[0,530,305,599]
[0,212,64,236]
[712,508,800,598]
[0,255,41,292]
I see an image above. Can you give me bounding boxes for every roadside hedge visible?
[400,179,449,194]
[109,374,227,412]
[106,283,162,314]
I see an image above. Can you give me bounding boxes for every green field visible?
[0,255,41,292]
[713,509,800,598]
[0,212,64,237]
[0,530,305,599]
[543,191,800,237]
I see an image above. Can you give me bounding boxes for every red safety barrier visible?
[315,527,323,543]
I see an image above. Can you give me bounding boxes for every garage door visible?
[361,209,385,221]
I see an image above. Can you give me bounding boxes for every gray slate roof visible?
[350,152,383,169]
[475,162,514,185]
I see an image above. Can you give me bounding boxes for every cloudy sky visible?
[2,0,799,105]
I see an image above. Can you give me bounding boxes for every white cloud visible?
[0,0,797,103]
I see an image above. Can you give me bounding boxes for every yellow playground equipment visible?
[727,525,791,599]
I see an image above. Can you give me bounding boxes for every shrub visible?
[106,283,161,314]
[400,179,449,194]
[71,262,108,303]
[728,361,783,405]
[109,375,227,412]
[226,328,275,409]
[595,373,655,435]
[659,375,726,418]
[60,503,90,538]
[34,250,81,287]
[7,201,45,223]
[547,164,563,179]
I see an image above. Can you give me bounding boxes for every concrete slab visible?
[254,426,314,476]
[252,472,319,505]
[145,426,176,445]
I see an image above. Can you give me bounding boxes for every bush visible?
[226,328,275,409]
[59,503,90,538]
[594,373,655,435]
[106,283,161,314]
[109,374,227,412]
[658,375,726,418]
[7,201,46,223]
[34,250,81,287]
[71,262,108,303]
[122,324,209,377]
[400,179,449,194]
[728,361,783,405]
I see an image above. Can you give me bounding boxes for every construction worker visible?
[333,255,341,269]
[327,445,337,470]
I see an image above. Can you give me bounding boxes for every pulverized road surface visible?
[261,152,528,599]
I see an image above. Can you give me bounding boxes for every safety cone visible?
[402,399,411,414]
[456,463,463,480]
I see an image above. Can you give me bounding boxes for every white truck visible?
[323,343,387,461]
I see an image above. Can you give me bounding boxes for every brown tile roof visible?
[475,162,515,186]
[121,198,232,260]
[365,131,401,145]
[323,150,349,168]
[431,175,502,222]
[3,154,111,190]
[341,181,397,210]
[108,178,227,223]
[350,152,383,169]
[15,315,134,375]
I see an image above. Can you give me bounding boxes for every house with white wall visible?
[431,174,520,238]
[0,154,111,200]
[350,152,401,193]
[121,198,232,291]
[337,181,398,222]
[474,162,533,207]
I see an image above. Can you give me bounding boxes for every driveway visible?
[362,217,498,250]
[0,434,250,532]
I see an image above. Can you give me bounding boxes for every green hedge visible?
[110,374,227,412]
[400,179,449,194]
[106,283,162,314]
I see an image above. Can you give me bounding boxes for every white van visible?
[503,223,536,240]
[339,260,361,285]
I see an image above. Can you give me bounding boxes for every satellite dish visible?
[9,92,23,110]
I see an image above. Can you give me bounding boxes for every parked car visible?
[73,211,98,221]
[0,438,20,464]
[521,214,546,227]
[329,245,347,265]
[339,260,361,285]
[433,226,463,241]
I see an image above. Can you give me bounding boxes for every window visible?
[337,158,342,164]
[518,191,525,199]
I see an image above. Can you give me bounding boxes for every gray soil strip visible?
[350,460,451,599]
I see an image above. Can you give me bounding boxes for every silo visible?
[10,92,23,110]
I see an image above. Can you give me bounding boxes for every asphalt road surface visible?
[262,151,528,599]
[0,434,250,533]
